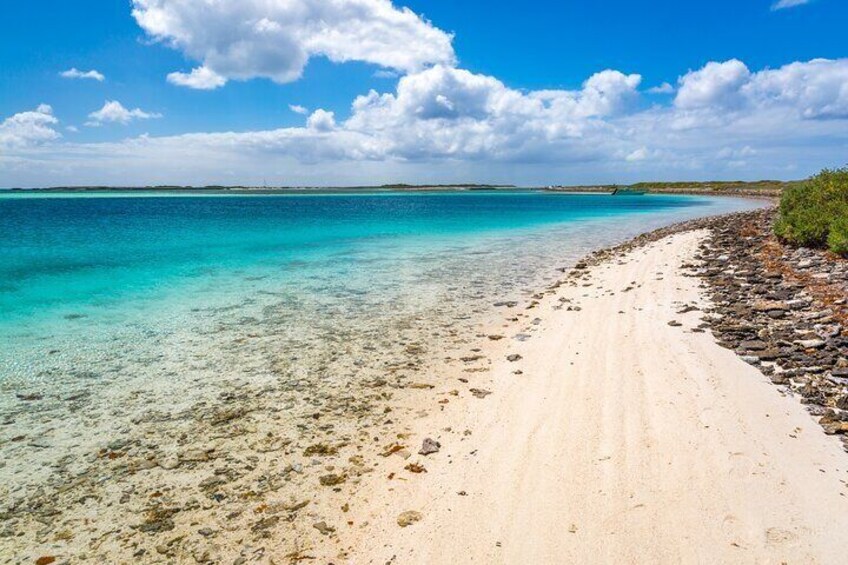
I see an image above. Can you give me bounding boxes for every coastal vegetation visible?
[547,179,798,196]
[775,167,848,256]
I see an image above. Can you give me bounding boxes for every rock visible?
[319,474,346,487]
[405,463,427,473]
[667,320,682,327]
[418,438,441,456]
[753,300,788,312]
[397,511,423,527]
[210,407,247,426]
[469,388,492,399]
[794,339,825,349]
[281,499,310,512]
[506,354,522,362]
[180,449,212,462]
[313,521,335,535]
[303,443,338,457]
[16,393,43,401]
[822,421,848,435]
[755,349,781,361]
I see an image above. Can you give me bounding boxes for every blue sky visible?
[1,0,847,187]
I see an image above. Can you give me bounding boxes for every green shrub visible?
[775,167,848,256]
[828,215,848,256]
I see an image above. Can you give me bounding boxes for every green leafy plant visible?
[775,167,848,256]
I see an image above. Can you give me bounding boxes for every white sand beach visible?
[344,229,848,564]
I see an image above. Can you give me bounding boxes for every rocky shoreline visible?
[572,206,848,450]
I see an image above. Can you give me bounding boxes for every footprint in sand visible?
[722,514,741,535]
[722,514,758,548]
[728,452,756,480]
[765,527,800,547]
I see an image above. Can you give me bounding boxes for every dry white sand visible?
[345,229,848,564]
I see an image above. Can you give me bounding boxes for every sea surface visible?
[1,190,759,389]
[1,190,765,558]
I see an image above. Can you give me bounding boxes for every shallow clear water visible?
[0,190,766,558]
[0,190,758,389]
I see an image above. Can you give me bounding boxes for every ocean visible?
[0,190,762,557]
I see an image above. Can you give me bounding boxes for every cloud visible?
[648,82,675,94]
[672,58,848,121]
[339,65,641,161]
[0,104,60,148]
[374,69,400,79]
[772,0,812,10]
[289,104,309,115]
[625,147,650,162]
[675,59,751,110]
[131,0,455,89]
[167,67,227,90]
[4,58,848,186]
[60,68,105,81]
[86,100,162,126]
[743,59,848,119]
[306,109,336,131]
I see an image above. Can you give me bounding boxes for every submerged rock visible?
[397,510,423,527]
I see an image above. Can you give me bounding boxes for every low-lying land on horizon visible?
[0,184,516,193]
[547,179,799,196]
[2,179,797,195]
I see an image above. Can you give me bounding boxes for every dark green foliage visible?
[775,167,848,256]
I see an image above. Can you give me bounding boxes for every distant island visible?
[1,183,516,193]
[546,179,799,197]
[2,180,801,196]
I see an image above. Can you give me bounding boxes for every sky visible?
[1,0,847,187]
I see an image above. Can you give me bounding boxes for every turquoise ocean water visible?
[0,189,766,547]
[0,190,759,390]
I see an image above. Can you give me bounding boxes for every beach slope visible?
[350,229,848,564]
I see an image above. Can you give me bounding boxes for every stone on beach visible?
[419,438,441,455]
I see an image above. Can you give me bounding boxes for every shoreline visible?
[339,207,848,563]
[6,204,848,563]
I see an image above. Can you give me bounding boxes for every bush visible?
[775,167,848,256]
[828,215,848,256]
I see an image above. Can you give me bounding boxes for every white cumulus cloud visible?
[306,109,337,131]
[648,82,675,94]
[60,68,106,81]
[0,104,60,148]
[289,104,309,115]
[673,58,848,121]
[167,66,227,90]
[131,0,456,89]
[675,59,751,110]
[86,101,162,126]
[743,58,848,119]
[4,58,848,186]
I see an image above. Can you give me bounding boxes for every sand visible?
[345,229,848,564]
